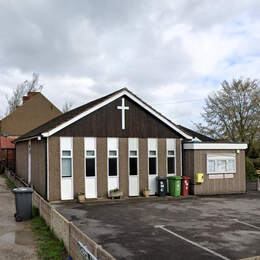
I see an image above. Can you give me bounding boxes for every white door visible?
[60,137,73,200]
[129,138,139,196]
[85,137,97,198]
[28,140,31,184]
[148,138,158,195]
[166,139,176,191]
[107,138,119,194]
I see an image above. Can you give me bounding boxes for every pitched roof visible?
[14,88,193,142]
[177,125,215,142]
[1,92,62,137]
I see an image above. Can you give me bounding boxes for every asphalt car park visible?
[55,191,260,260]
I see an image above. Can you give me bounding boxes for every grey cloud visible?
[0,0,260,125]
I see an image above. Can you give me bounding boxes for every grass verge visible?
[1,174,16,189]
[31,209,68,260]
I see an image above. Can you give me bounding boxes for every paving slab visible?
[56,192,260,260]
[0,175,38,260]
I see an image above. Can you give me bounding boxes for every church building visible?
[14,88,247,201]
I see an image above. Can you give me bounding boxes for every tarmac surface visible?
[56,191,260,260]
[0,175,38,260]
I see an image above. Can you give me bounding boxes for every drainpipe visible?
[180,139,183,176]
[45,137,49,201]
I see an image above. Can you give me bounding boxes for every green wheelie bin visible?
[168,176,182,196]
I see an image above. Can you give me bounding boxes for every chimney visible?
[28,92,38,99]
[22,92,39,104]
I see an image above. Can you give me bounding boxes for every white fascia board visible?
[42,90,193,139]
[183,143,248,150]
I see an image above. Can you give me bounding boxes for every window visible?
[166,139,176,175]
[108,150,118,176]
[167,150,175,174]
[149,158,157,175]
[61,150,72,177]
[207,154,236,174]
[86,150,95,177]
[148,139,157,175]
[129,150,138,175]
[85,138,96,178]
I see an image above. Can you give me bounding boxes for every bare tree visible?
[194,78,260,148]
[5,73,43,116]
[62,101,73,113]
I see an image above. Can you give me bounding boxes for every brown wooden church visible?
[14,88,247,201]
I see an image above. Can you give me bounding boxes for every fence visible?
[5,170,116,260]
[0,148,15,171]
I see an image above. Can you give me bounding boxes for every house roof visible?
[14,88,193,143]
[1,92,62,137]
[177,125,215,142]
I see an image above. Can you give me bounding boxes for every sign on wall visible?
[78,241,98,260]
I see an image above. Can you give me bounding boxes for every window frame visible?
[167,149,176,175]
[85,148,96,178]
[148,149,158,176]
[129,149,138,176]
[61,149,73,178]
[207,154,236,174]
[108,149,119,177]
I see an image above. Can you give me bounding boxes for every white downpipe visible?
[180,139,183,176]
[47,137,49,201]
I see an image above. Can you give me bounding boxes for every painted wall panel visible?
[119,138,128,197]
[158,138,166,177]
[97,138,108,197]
[73,137,85,197]
[139,138,148,194]
[48,136,61,201]
[30,139,47,199]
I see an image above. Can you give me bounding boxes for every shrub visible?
[246,157,257,181]
[253,157,260,170]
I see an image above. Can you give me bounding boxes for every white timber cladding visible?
[84,137,97,198]
[166,138,176,175]
[148,138,158,195]
[41,90,192,139]
[184,143,248,150]
[128,138,139,196]
[60,137,74,200]
[207,153,236,174]
[129,137,138,151]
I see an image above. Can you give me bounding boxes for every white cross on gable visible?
[117,98,129,130]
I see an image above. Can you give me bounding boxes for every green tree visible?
[195,78,260,149]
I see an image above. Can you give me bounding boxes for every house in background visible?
[0,92,62,170]
[14,88,247,201]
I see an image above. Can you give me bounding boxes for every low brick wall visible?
[51,209,70,250]
[32,192,116,260]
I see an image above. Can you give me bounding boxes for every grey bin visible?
[12,187,33,222]
[157,177,168,197]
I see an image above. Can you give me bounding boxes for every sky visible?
[0,0,260,128]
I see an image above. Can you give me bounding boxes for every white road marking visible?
[233,219,260,230]
[154,225,230,260]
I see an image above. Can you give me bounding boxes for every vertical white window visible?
[129,138,138,176]
[61,138,73,177]
[85,138,96,177]
[108,138,118,176]
[167,139,176,175]
[148,139,157,175]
